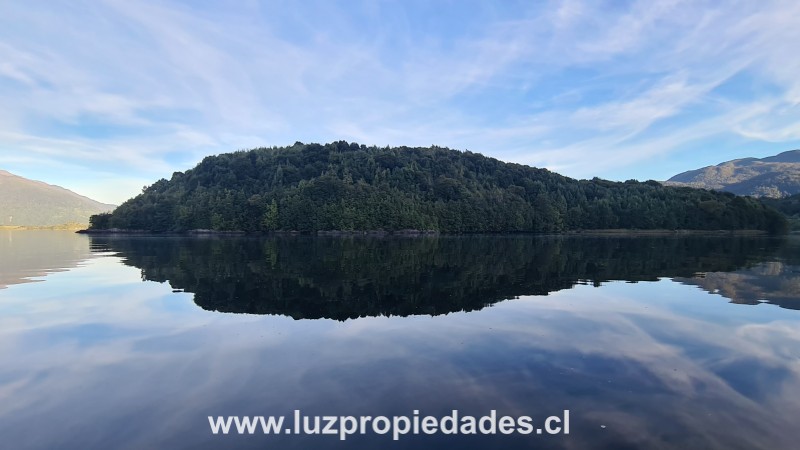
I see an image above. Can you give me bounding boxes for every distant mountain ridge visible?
[0,170,115,226]
[665,150,800,197]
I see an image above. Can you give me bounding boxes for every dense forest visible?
[89,142,789,234]
[90,235,794,319]
[761,194,800,231]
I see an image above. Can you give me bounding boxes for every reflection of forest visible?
[92,235,799,320]
[0,231,94,289]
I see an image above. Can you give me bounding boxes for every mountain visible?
[88,141,788,234]
[665,150,800,197]
[0,170,115,226]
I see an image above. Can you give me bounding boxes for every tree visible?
[262,199,279,231]
[89,212,112,229]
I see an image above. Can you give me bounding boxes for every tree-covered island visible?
[86,142,788,234]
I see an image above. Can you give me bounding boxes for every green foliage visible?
[761,194,800,232]
[89,212,113,229]
[90,142,789,234]
[262,199,279,231]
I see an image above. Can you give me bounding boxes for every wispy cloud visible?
[0,0,799,202]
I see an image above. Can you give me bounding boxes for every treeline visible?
[90,141,789,234]
[761,193,800,231]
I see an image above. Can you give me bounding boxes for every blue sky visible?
[1,0,799,205]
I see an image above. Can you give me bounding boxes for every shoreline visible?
[2,225,87,231]
[76,228,440,237]
[564,229,770,236]
[75,228,773,237]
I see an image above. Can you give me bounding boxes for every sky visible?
[1,0,799,205]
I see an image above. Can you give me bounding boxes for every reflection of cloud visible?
[2,256,800,449]
[737,322,800,370]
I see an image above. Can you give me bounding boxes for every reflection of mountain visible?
[676,261,800,310]
[0,231,94,289]
[91,235,796,320]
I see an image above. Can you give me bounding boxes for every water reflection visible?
[1,233,799,449]
[91,235,800,319]
[0,230,95,289]
[677,261,800,310]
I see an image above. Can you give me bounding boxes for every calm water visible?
[1,231,799,449]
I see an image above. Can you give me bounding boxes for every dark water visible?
[1,231,799,449]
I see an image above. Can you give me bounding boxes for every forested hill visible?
[89,142,788,234]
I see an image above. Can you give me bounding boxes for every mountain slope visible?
[665,150,800,197]
[90,141,787,234]
[0,170,115,226]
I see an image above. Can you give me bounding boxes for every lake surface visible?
[1,231,799,449]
